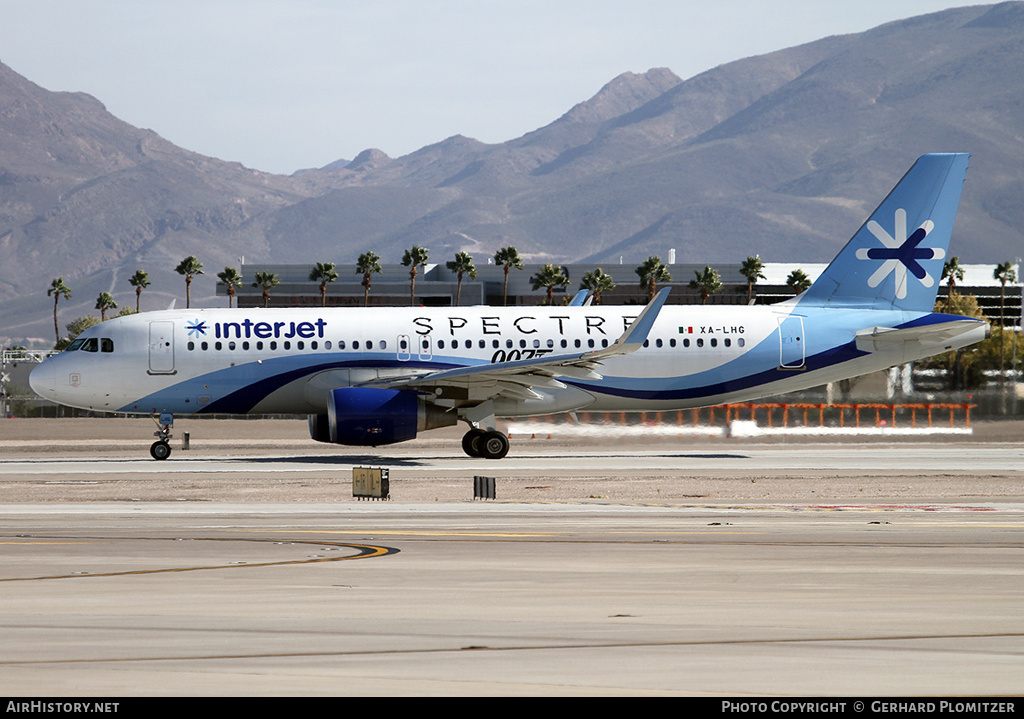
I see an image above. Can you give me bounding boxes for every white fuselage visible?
[29,302,987,419]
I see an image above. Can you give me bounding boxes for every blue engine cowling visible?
[325,387,420,446]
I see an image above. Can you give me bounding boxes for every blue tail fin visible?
[797,153,969,311]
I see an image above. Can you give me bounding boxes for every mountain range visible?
[3,2,1024,346]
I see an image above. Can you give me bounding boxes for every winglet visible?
[568,289,590,306]
[587,287,670,360]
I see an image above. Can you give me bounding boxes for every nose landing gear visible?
[150,413,173,460]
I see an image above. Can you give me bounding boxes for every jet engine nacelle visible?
[309,387,456,446]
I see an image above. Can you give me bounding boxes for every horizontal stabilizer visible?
[855,318,989,353]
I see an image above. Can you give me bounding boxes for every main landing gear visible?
[150,413,173,460]
[461,428,510,459]
[458,401,509,459]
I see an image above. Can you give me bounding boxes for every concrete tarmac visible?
[0,418,1022,696]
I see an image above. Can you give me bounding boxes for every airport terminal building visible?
[222,261,1023,327]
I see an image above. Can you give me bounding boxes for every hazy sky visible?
[1,1,969,174]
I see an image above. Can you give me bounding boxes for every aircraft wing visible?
[855,318,990,353]
[367,288,670,401]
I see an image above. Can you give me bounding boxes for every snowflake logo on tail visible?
[855,208,944,299]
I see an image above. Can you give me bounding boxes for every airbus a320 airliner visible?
[30,153,988,460]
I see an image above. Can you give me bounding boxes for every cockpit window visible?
[69,337,113,353]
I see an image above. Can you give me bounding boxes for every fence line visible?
[520,403,975,432]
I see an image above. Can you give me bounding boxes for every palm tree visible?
[740,255,766,304]
[446,251,477,306]
[251,270,280,308]
[308,262,338,307]
[635,256,671,302]
[579,268,615,305]
[61,316,100,348]
[494,246,523,306]
[942,257,964,312]
[689,265,723,305]
[217,267,243,308]
[994,261,1018,374]
[94,292,117,321]
[128,270,150,313]
[175,255,204,309]
[530,263,569,305]
[401,245,429,306]
[786,269,812,295]
[356,252,382,307]
[47,278,72,344]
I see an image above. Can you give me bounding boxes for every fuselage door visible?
[418,334,433,362]
[397,334,411,362]
[778,316,805,369]
[148,321,176,374]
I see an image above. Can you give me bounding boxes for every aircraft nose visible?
[29,360,55,397]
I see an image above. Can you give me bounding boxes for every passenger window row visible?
[645,337,746,349]
[187,339,385,352]
[433,337,747,350]
[183,335,746,353]
[435,338,611,350]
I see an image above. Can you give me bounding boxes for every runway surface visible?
[2,502,1022,696]
[0,419,1022,695]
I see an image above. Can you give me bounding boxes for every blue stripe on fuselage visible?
[562,310,944,402]
[563,340,865,402]
[118,355,468,414]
